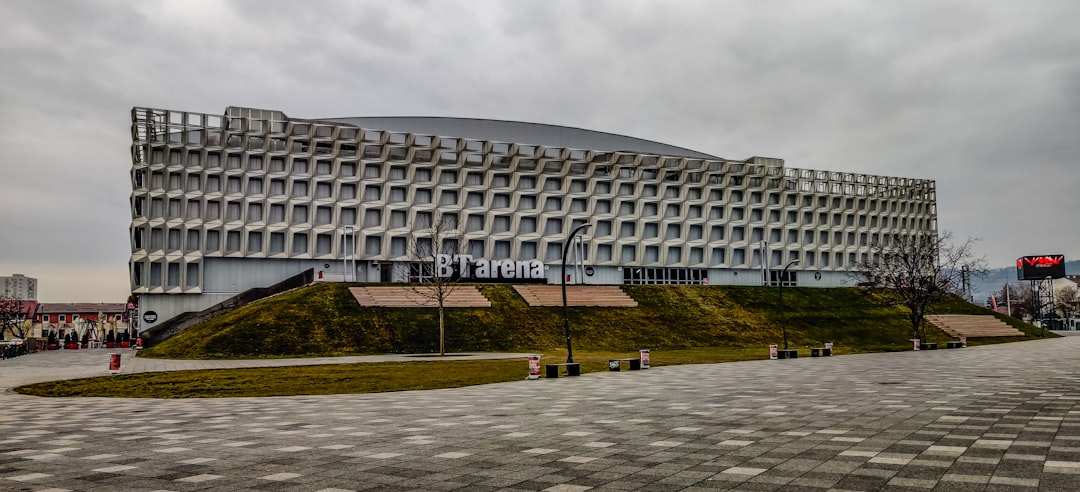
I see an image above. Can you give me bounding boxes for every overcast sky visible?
[1,0,1077,302]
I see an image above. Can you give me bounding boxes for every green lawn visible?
[28,283,1045,399]
[17,347,776,398]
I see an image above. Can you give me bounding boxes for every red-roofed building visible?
[34,303,131,344]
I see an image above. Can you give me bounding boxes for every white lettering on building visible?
[434,254,545,280]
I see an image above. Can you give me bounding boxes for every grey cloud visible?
[1,0,1078,301]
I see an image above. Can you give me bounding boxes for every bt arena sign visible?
[435,254,545,280]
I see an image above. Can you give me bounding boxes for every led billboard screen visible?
[1016,255,1066,280]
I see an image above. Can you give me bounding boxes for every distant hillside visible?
[138,284,1046,360]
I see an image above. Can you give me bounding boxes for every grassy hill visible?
[138,284,1048,359]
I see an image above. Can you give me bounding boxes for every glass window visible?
[293,233,308,254]
[226,231,241,252]
[316,234,332,254]
[520,217,537,233]
[544,218,563,235]
[269,233,285,254]
[247,231,262,252]
[292,205,308,224]
[206,230,220,251]
[520,241,537,260]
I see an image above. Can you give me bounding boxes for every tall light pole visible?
[562,222,591,364]
[779,258,800,351]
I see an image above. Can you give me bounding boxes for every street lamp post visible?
[779,259,800,351]
[562,223,591,364]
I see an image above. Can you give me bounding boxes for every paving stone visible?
[8,341,1080,489]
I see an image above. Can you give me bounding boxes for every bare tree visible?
[855,231,987,343]
[1058,285,1080,320]
[405,211,464,356]
[0,295,33,339]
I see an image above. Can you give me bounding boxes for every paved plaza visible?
[4,338,1080,491]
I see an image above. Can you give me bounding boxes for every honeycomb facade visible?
[129,106,937,328]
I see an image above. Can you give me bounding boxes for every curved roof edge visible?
[320,116,720,159]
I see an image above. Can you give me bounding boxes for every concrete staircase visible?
[348,286,491,308]
[513,285,638,307]
[926,315,1025,338]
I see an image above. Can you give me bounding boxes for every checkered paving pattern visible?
[5,338,1080,490]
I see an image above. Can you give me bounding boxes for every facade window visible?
[495,240,512,259]
[292,205,308,224]
[340,207,357,225]
[689,225,703,241]
[316,234,332,254]
[316,206,332,225]
[206,230,220,251]
[621,245,636,263]
[167,230,181,250]
[185,263,199,287]
[466,214,484,232]
[365,236,381,255]
[292,233,308,254]
[390,237,407,256]
[247,231,262,251]
[467,240,484,257]
[544,218,563,235]
[390,211,407,228]
[247,203,263,222]
[186,230,200,250]
[205,200,222,220]
[666,224,681,240]
[519,217,537,233]
[269,233,285,254]
[269,204,285,223]
[584,220,605,238]
[545,242,561,261]
[597,244,612,262]
[226,231,241,252]
[291,181,308,197]
[167,262,181,287]
[520,241,537,260]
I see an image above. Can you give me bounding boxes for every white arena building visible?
[130,106,937,331]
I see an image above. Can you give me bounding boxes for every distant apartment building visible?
[1,274,37,300]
